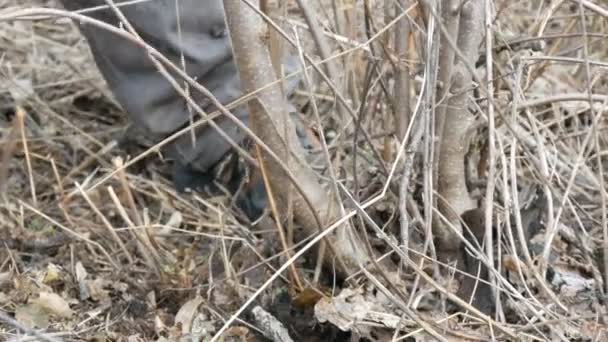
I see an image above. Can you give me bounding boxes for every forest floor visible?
[1,0,608,341]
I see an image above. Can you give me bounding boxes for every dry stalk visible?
[62,140,116,185]
[113,157,143,226]
[112,157,163,264]
[483,0,500,318]
[0,108,20,196]
[19,200,119,269]
[219,210,239,290]
[294,0,347,124]
[75,182,134,264]
[2,0,607,339]
[48,157,64,195]
[292,26,349,284]
[211,194,372,341]
[341,184,517,339]
[106,185,160,274]
[394,0,416,256]
[15,106,37,206]
[393,0,412,141]
[255,144,303,290]
[223,0,377,276]
[575,0,608,296]
[507,137,567,313]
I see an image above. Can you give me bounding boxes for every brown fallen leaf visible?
[31,292,74,318]
[314,288,401,337]
[88,278,111,302]
[173,295,204,336]
[503,254,528,274]
[292,287,324,309]
[15,303,50,329]
[42,263,63,286]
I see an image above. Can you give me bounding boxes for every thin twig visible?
[75,182,133,265]
[0,108,20,196]
[255,144,303,290]
[16,106,37,206]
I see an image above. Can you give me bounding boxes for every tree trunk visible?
[434,0,483,254]
[222,0,375,276]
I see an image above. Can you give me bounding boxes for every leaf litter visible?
[0,0,607,341]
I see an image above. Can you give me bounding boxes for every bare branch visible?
[222,0,375,276]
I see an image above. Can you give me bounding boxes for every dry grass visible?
[0,0,607,341]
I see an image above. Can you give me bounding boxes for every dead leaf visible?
[0,272,11,287]
[292,287,324,309]
[88,278,110,302]
[15,303,50,329]
[551,265,594,298]
[503,254,528,274]
[32,292,74,318]
[8,78,34,103]
[42,264,63,285]
[75,262,88,281]
[155,315,168,336]
[222,326,250,341]
[166,211,183,228]
[315,288,400,336]
[13,274,38,301]
[174,295,204,336]
[75,262,90,300]
[190,313,215,340]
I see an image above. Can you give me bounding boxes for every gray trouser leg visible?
[57,0,305,219]
[58,0,245,172]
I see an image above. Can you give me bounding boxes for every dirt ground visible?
[1,0,608,341]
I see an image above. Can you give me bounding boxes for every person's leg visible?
[56,0,308,220]
[57,0,245,171]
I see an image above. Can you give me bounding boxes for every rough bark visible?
[434,0,483,253]
[394,0,412,141]
[222,0,373,276]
